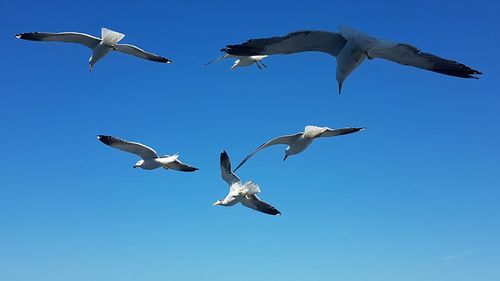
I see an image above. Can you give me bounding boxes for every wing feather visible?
[223,31,346,57]
[369,42,481,78]
[233,133,302,172]
[240,195,281,216]
[220,151,240,185]
[97,135,158,159]
[115,44,172,63]
[16,32,100,49]
[317,127,365,138]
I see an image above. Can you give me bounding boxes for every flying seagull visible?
[233,125,365,171]
[97,135,198,172]
[16,27,172,71]
[217,26,481,93]
[213,151,281,216]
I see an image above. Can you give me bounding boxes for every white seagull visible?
[16,27,172,71]
[97,135,198,172]
[217,26,481,93]
[233,125,365,171]
[213,151,281,216]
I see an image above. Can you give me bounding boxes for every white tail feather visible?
[241,181,261,195]
[101,28,125,45]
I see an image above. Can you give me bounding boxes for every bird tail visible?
[101,27,125,45]
[241,181,261,195]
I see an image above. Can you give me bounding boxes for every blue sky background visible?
[1,0,499,280]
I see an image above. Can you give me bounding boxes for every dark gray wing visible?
[97,135,158,159]
[317,127,365,138]
[233,133,302,172]
[15,32,101,49]
[240,195,281,216]
[369,42,481,78]
[220,151,240,185]
[222,30,346,57]
[164,159,199,172]
[115,44,172,63]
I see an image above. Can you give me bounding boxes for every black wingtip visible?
[15,32,42,41]
[97,135,113,146]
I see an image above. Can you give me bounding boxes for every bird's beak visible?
[283,155,289,161]
[212,201,220,206]
[132,165,138,168]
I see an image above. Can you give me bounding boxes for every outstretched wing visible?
[233,133,302,172]
[15,32,101,49]
[223,30,346,57]
[317,127,365,138]
[115,44,172,63]
[164,159,199,172]
[240,195,281,216]
[220,151,240,185]
[97,135,158,159]
[369,42,481,78]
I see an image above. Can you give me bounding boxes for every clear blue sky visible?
[1,1,499,280]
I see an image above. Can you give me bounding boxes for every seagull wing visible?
[317,127,365,138]
[240,195,281,216]
[220,151,240,185]
[97,135,158,159]
[115,44,172,63]
[368,42,481,78]
[164,159,199,172]
[233,133,302,172]
[223,30,346,57]
[15,32,101,49]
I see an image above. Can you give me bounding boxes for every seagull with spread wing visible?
[216,26,481,93]
[97,135,198,172]
[16,27,172,71]
[233,125,365,171]
[213,151,281,216]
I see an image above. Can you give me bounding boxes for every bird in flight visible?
[213,151,281,216]
[97,135,198,172]
[216,26,481,93]
[233,125,365,171]
[16,27,172,71]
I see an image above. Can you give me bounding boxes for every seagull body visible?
[97,135,198,172]
[219,26,481,93]
[233,125,365,171]
[16,28,172,71]
[204,53,268,69]
[213,151,281,216]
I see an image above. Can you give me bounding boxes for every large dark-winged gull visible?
[16,27,172,71]
[233,125,365,171]
[97,135,198,172]
[215,26,481,93]
[212,151,281,216]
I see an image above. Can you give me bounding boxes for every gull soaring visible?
[216,26,481,93]
[16,27,172,71]
[234,125,365,171]
[97,135,198,172]
[213,151,281,216]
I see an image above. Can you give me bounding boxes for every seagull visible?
[218,26,482,93]
[204,53,268,69]
[213,151,281,216]
[16,27,172,71]
[97,135,198,172]
[233,125,365,171]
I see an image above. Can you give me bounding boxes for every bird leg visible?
[255,61,262,70]
[260,61,268,68]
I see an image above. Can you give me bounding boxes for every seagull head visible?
[133,160,144,168]
[212,200,222,206]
